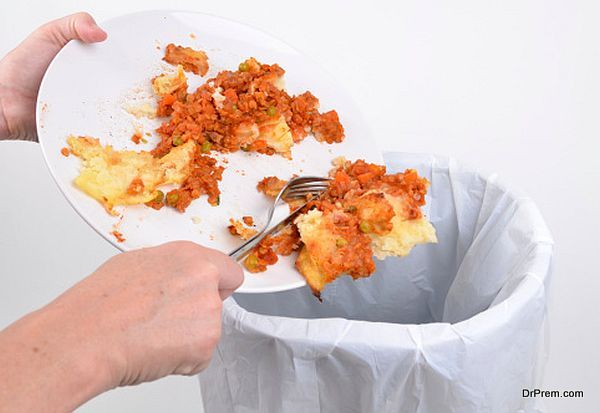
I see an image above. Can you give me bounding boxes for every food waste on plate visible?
[63,43,436,296]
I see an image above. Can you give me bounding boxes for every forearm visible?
[0,304,114,412]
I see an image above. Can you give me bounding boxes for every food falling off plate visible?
[234,158,437,296]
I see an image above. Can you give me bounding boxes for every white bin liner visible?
[198,152,554,413]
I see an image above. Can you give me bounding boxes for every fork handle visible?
[229,237,262,262]
[229,202,307,261]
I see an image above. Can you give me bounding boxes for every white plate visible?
[37,10,381,293]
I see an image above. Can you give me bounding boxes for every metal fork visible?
[228,176,330,261]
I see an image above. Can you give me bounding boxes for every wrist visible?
[0,303,118,411]
[0,93,8,139]
[0,55,37,142]
[0,56,11,140]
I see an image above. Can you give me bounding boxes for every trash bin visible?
[198,153,554,413]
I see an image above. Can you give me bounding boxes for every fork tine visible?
[285,188,329,197]
[283,193,319,202]
[284,192,320,201]
[285,183,329,194]
[286,182,329,191]
[283,186,329,201]
[288,176,330,183]
[285,179,329,192]
[284,186,328,196]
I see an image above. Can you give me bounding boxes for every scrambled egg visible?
[152,65,187,96]
[295,209,339,293]
[67,136,195,214]
[296,246,329,294]
[258,116,294,159]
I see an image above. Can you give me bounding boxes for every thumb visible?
[0,12,107,140]
[40,12,107,47]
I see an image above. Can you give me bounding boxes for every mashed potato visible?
[295,195,437,295]
[370,193,437,259]
[125,102,157,119]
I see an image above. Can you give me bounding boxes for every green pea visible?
[232,104,238,111]
[201,141,212,153]
[166,192,179,206]
[238,62,249,72]
[172,135,183,146]
[245,253,259,269]
[153,190,164,203]
[359,221,372,233]
[336,238,348,248]
[266,106,277,117]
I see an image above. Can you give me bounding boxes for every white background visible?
[1,1,598,412]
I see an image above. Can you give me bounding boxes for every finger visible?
[145,241,244,299]
[0,12,108,95]
[194,247,244,300]
[40,12,107,47]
